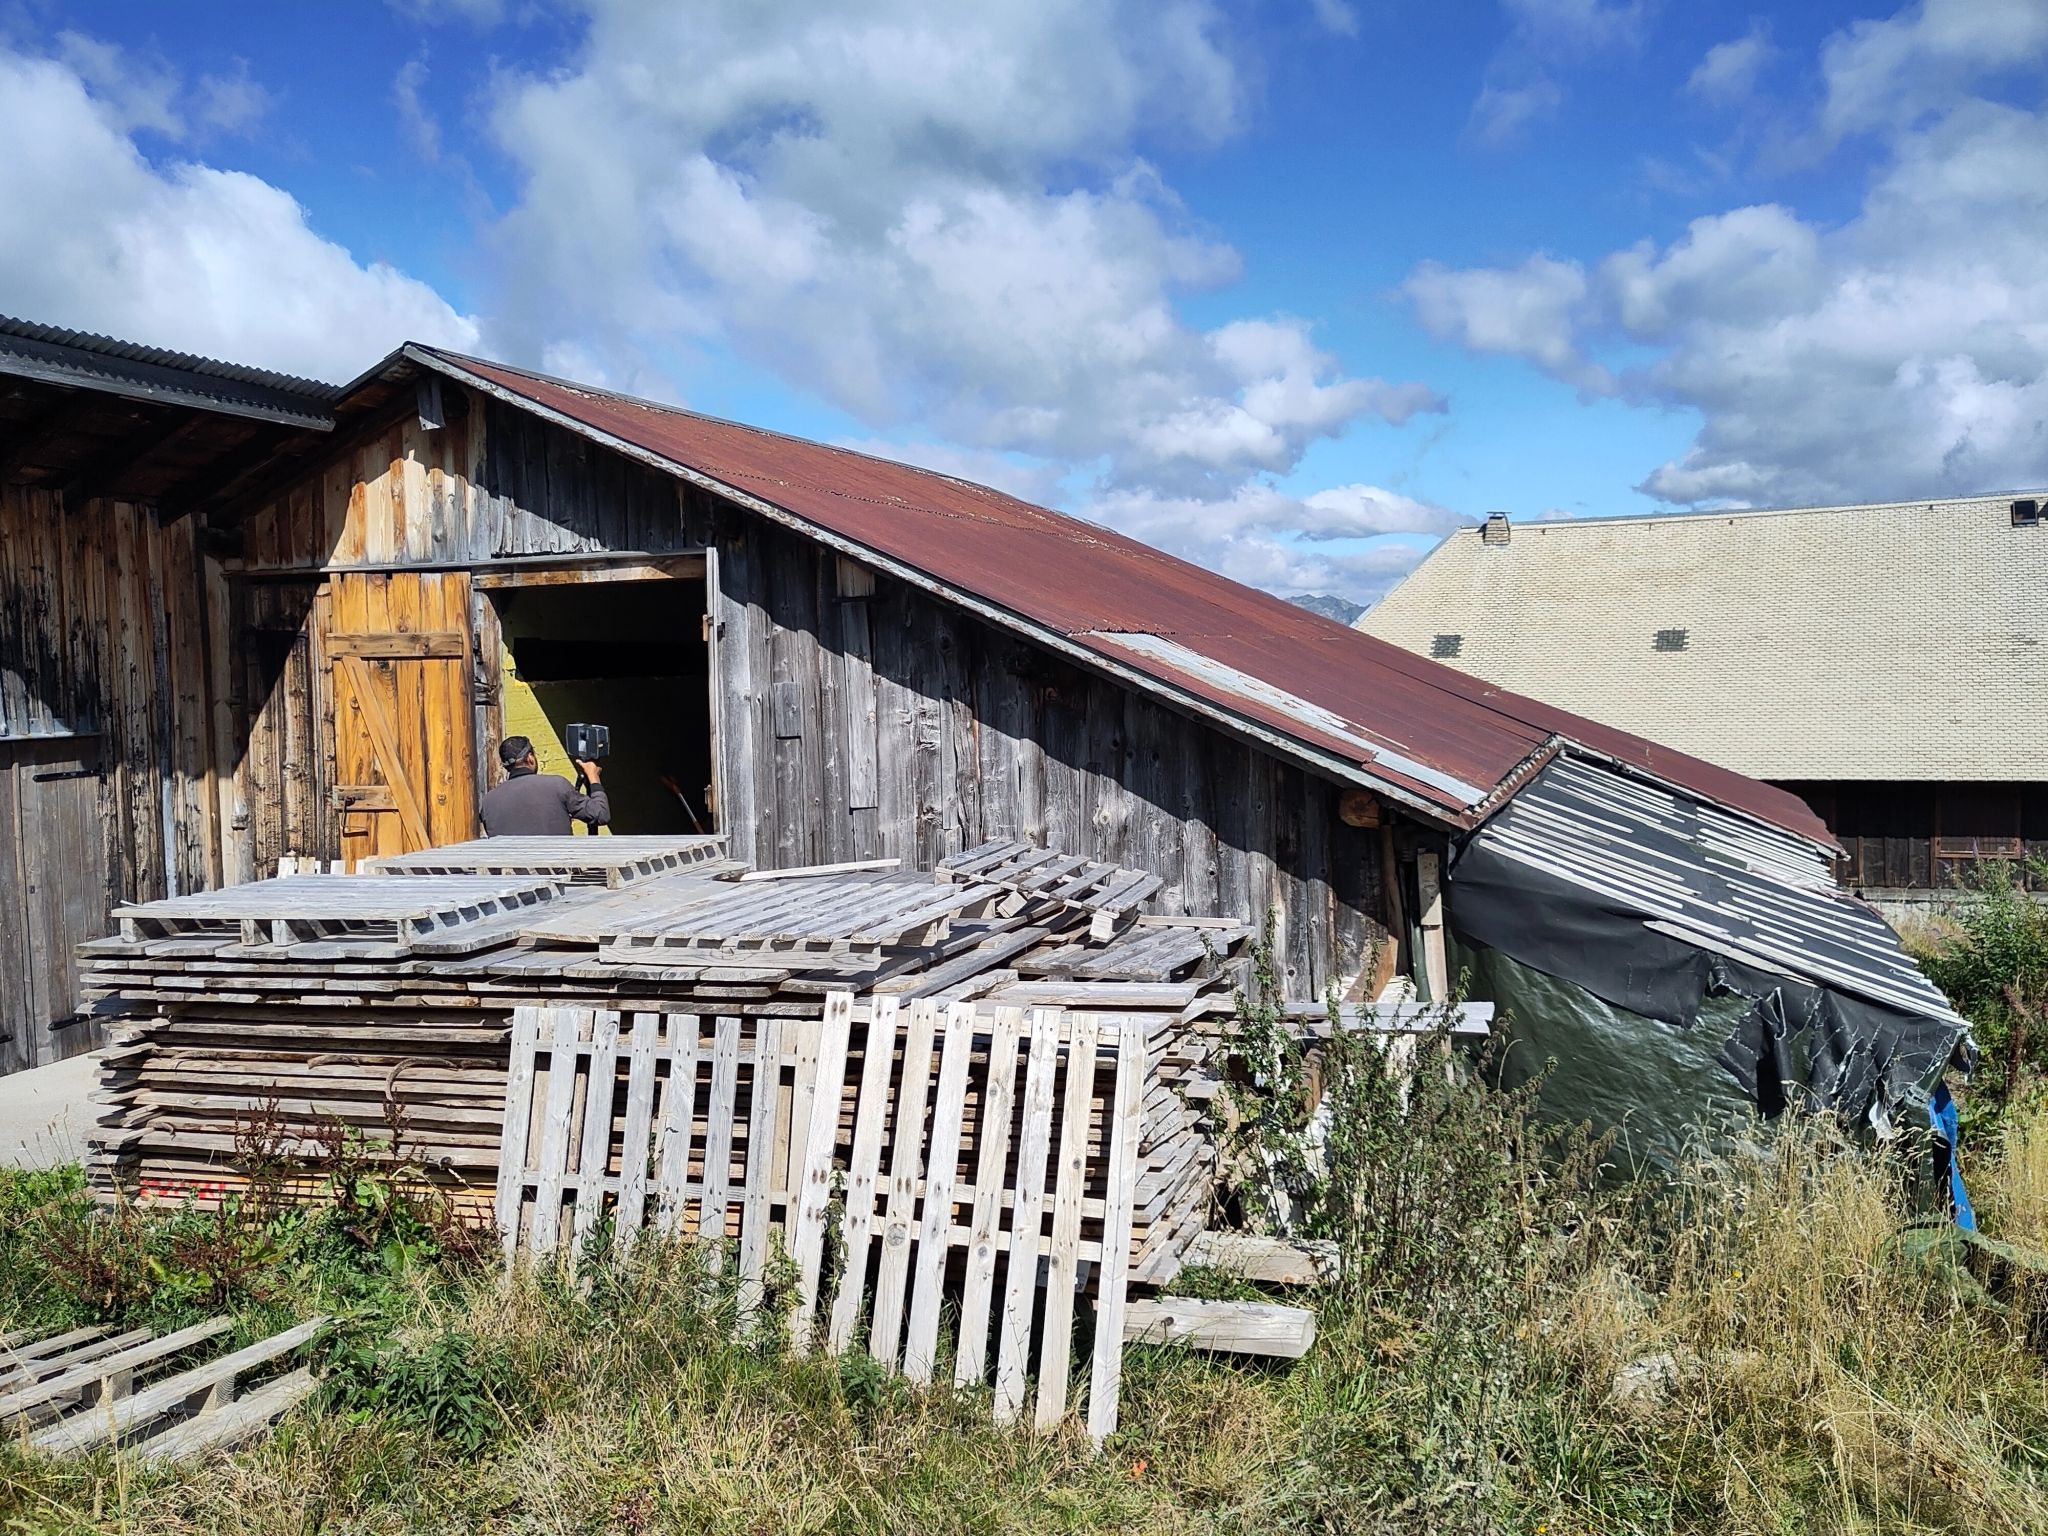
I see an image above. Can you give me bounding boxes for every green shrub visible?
[1909,859,2048,1115]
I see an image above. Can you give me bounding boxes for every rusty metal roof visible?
[418,347,1833,845]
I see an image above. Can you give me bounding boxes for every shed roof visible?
[1357,496,2048,783]
[0,316,340,429]
[409,346,1832,845]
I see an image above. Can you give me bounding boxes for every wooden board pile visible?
[83,839,1243,1285]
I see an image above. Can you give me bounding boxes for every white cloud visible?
[1686,20,1776,105]
[0,45,479,382]
[1467,0,1650,146]
[480,0,1440,587]
[1467,78,1564,145]
[1819,0,2048,141]
[1405,254,1612,391]
[392,56,441,163]
[1309,0,1360,37]
[1406,29,2048,511]
[195,59,272,135]
[1502,0,1650,55]
[1088,483,1448,602]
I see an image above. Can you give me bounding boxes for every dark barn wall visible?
[0,485,225,1070]
[708,511,1389,999]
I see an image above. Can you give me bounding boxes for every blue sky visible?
[3,0,2045,601]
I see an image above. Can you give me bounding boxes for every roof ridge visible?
[1456,491,2048,534]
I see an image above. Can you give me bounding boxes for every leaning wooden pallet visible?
[496,994,1157,1439]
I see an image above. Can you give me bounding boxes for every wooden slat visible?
[612,1011,661,1249]
[901,1001,974,1383]
[953,1005,1023,1388]
[1033,1011,1099,1430]
[0,1318,233,1424]
[827,998,900,1352]
[736,1014,784,1308]
[993,1007,1060,1424]
[698,1013,742,1256]
[1122,1299,1316,1359]
[788,991,854,1349]
[527,1007,583,1258]
[867,997,938,1366]
[133,1365,318,1463]
[495,1006,542,1260]
[570,1009,620,1254]
[654,1015,703,1229]
[1086,1023,1145,1443]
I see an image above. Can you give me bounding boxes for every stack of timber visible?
[83,839,1241,1280]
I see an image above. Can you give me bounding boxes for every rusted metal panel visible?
[430,352,1832,847]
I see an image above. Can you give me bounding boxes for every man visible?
[479,735,610,836]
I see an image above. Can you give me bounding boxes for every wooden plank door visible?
[1,739,110,1068]
[321,572,475,863]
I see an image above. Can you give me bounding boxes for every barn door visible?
[0,738,110,1070]
[321,572,476,862]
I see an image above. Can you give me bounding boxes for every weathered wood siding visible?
[0,486,222,1069]
[708,514,1388,998]
[230,392,1390,996]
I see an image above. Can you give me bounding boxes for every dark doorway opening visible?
[488,577,713,835]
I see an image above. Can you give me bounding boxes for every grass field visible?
[3,1013,2045,1535]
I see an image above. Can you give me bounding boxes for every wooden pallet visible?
[1,1316,326,1459]
[112,875,564,949]
[497,995,1154,1440]
[366,835,734,887]
[938,841,1164,937]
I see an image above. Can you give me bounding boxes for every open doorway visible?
[486,575,713,835]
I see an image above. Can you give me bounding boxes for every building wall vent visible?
[1431,633,1464,659]
[1480,512,1511,545]
[1653,627,1689,652]
[2013,498,2041,527]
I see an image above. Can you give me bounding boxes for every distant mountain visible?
[1286,592,1365,626]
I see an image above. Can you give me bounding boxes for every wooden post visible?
[1415,848,1448,1004]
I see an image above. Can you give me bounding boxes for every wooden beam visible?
[156,427,290,521]
[324,631,465,660]
[59,410,203,505]
[1123,1298,1317,1359]
[1184,1232,1339,1287]
[415,375,445,432]
[0,389,95,480]
[1415,848,1448,1004]
[472,554,707,589]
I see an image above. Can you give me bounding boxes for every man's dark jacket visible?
[478,767,610,837]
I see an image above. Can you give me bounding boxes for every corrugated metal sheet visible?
[0,316,340,429]
[1466,753,1966,1026]
[420,348,1834,844]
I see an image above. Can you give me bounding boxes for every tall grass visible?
[4,1069,2047,1533]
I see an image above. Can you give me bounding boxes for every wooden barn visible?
[0,315,1838,1078]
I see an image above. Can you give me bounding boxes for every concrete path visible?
[0,1051,99,1169]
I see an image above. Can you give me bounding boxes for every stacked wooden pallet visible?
[84,841,1239,1283]
[364,834,730,887]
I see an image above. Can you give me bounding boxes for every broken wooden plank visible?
[1122,1298,1316,1360]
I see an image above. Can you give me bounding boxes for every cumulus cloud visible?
[1406,5,2048,509]
[1088,483,1451,601]
[0,44,479,382]
[1819,0,2048,140]
[482,0,1439,548]
[1686,20,1776,105]
[1309,0,1361,37]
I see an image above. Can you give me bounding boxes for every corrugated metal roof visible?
[1357,495,2048,782]
[1464,753,1967,1026]
[0,316,341,429]
[413,346,1835,844]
